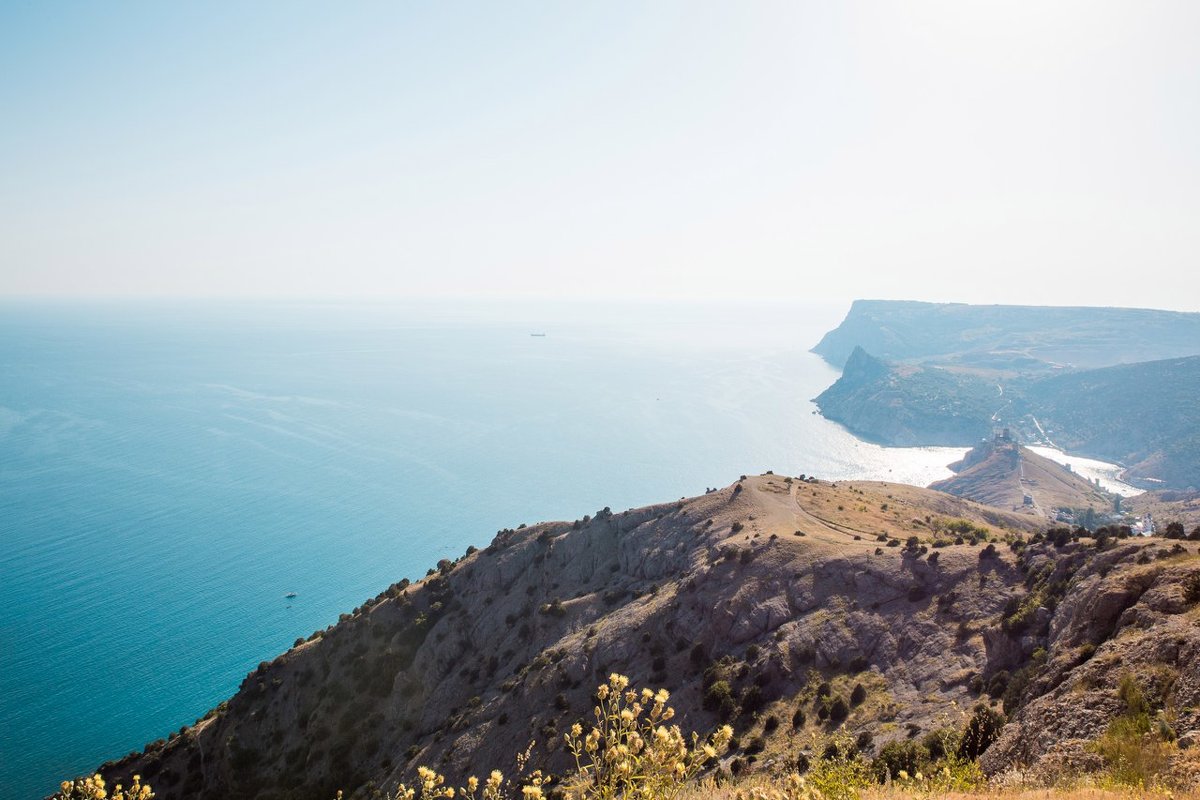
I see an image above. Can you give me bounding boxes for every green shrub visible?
[1093,711,1168,787]
[923,727,960,762]
[741,685,765,714]
[828,696,850,723]
[986,670,1009,699]
[538,598,567,617]
[1118,674,1148,717]
[872,739,923,780]
[957,703,1005,760]
[703,680,737,720]
[1002,659,1043,714]
[804,734,874,800]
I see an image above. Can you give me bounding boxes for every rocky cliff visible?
[981,542,1200,786]
[813,347,996,446]
[89,476,1200,799]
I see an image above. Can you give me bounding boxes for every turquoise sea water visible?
[0,299,989,797]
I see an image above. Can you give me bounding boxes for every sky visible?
[2,1,1199,309]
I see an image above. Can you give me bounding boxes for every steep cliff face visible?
[88,476,1200,799]
[813,347,995,446]
[981,545,1200,785]
[810,300,939,369]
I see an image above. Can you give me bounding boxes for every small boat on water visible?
[285,592,298,599]
[530,332,546,337]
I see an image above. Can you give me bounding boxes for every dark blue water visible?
[0,300,970,798]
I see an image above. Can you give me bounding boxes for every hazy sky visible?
[3,1,1199,308]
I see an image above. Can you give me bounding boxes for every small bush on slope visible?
[958,704,1006,761]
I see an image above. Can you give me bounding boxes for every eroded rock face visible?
[86,475,1200,799]
[981,555,1200,780]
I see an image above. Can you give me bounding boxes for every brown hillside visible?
[929,437,1115,517]
[90,476,1200,800]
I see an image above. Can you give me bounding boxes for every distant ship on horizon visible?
[530,332,546,337]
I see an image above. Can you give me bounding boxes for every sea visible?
[0,299,1138,798]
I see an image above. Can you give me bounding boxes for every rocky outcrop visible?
[982,551,1200,779]
[930,438,1114,516]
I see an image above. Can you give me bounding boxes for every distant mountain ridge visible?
[812,300,1200,371]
